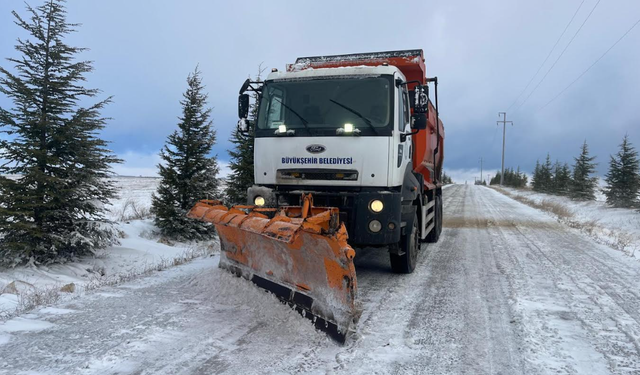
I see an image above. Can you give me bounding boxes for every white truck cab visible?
[237,50,444,274]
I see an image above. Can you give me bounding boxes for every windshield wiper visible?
[273,98,312,136]
[329,99,379,136]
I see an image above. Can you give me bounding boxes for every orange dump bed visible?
[289,50,444,187]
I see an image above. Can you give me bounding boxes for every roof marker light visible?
[344,123,354,133]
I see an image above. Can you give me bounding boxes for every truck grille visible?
[277,169,358,181]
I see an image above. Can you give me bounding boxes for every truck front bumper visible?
[248,185,403,246]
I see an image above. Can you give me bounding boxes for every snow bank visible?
[0,177,218,319]
[495,186,640,258]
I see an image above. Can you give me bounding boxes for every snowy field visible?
[2,184,640,374]
[0,176,217,319]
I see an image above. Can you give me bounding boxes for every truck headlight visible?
[369,199,384,213]
[254,196,265,206]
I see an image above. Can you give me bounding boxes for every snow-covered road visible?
[2,185,640,374]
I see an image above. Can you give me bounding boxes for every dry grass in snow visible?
[491,186,640,257]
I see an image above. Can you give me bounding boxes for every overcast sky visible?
[1,0,639,182]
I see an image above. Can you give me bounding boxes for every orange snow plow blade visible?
[187,194,359,342]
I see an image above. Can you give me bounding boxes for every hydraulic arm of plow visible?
[187,194,359,342]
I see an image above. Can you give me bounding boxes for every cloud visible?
[2,0,639,177]
[218,161,232,179]
[111,151,161,177]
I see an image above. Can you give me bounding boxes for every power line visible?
[506,0,585,112]
[513,0,601,114]
[539,16,640,111]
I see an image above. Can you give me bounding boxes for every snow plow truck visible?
[188,49,445,342]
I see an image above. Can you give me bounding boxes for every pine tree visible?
[551,160,562,194]
[516,166,528,188]
[604,135,640,207]
[225,129,254,205]
[531,160,542,191]
[489,167,526,187]
[490,172,501,185]
[0,1,120,265]
[151,68,219,240]
[540,154,553,193]
[570,141,598,201]
[554,162,572,196]
[225,68,263,205]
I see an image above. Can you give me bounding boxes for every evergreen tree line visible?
[441,171,453,185]
[531,153,574,196]
[530,138,640,207]
[489,167,528,188]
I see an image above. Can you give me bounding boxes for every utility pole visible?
[479,157,483,183]
[497,112,513,186]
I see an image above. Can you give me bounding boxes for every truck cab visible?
[238,50,444,273]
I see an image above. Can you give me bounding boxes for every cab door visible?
[398,84,412,172]
[389,75,413,187]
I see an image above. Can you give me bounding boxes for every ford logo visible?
[306,144,326,154]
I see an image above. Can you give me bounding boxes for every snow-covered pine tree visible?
[225,67,264,205]
[604,135,640,208]
[0,0,120,265]
[151,68,219,241]
[570,141,598,201]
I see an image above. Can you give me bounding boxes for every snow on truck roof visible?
[266,65,404,82]
[271,49,426,84]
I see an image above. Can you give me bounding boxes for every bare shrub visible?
[581,219,599,236]
[116,198,152,222]
[16,285,61,313]
[614,232,635,254]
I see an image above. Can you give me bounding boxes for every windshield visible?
[255,76,393,137]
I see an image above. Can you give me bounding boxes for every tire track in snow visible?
[480,186,640,373]
[394,185,524,375]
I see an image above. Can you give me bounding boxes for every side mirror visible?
[238,93,249,119]
[239,78,251,95]
[411,113,427,130]
[413,85,429,114]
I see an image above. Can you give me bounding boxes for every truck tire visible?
[426,195,442,243]
[389,210,419,274]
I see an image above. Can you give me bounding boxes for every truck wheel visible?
[389,210,419,274]
[426,195,441,243]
